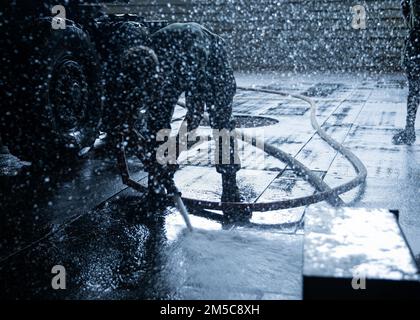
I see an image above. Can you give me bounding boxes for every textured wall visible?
[106,0,408,72]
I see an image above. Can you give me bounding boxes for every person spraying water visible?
[122,23,252,223]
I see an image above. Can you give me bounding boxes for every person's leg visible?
[406,77,419,130]
[209,42,241,193]
[207,74,239,184]
[206,64,251,222]
[144,88,180,200]
[393,31,419,145]
[185,89,205,132]
[393,74,419,145]
[98,65,144,157]
[208,101,241,194]
[180,79,207,154]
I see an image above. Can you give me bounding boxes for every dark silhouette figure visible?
[131,23,250,221]
[394,0,420,145]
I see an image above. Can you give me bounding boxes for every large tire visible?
[7,18,103,166]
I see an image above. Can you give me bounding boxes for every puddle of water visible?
[161,228,303,299]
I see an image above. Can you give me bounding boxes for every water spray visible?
[172,187,194,232]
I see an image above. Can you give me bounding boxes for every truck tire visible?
[7,18,103,166]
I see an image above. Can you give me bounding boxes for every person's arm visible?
[184,92,205,132]
[401,0,411,26]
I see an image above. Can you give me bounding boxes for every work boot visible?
[221,174,252,223]
[392,127,416,145]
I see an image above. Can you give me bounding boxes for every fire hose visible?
[174,86,367,211]
[118,86,367,225]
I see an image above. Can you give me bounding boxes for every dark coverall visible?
[143,23,246,218]
[394,0,420,144]
[96,19,150,138]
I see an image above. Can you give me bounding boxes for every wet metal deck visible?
[0,73,419,299]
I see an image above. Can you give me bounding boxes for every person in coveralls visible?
[94,18,151,148]
[125,23,251,222]
[394,0,420,145]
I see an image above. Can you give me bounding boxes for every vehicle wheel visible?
[7,18,103,166]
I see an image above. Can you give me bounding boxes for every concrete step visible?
[303,207,420,299]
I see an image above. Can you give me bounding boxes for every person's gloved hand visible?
[149,163,180,197]
[161,164,179,196]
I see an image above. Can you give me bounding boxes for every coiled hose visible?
[175,86,367,212]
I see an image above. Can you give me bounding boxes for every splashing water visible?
[161,228,303,300]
